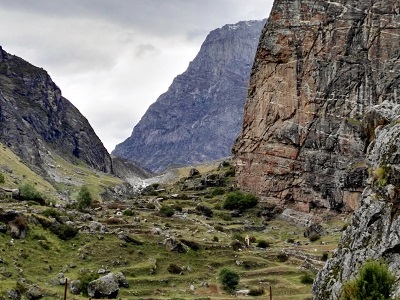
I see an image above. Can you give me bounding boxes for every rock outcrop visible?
[0,46,112,176]
[113,20,266,173]
[233,0,400,212]
[313,102,400,299]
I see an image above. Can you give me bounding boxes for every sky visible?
[0,1,274,152]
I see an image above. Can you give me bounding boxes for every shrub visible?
[123,209,134,216]
[50,224,78,240]
[224,166,235,177]
[219,212,232,221]
[78,271,99,296]
[196,204,213,217]
[42,208,62,222]
[341,260,396,300]
[309,232,321,242]
[167,263,182,274]
[0,173,4,184]
[212,236,219,242]
[159,205,174,217]
[321,252,329,261]
[221,161,231,168]
[173,205,183,212]
[277,253,289,262]
[248,287,264,296]
[219,268,240,291]
[19,183,45,204]
[180,239,200,251]
[146,202,156,209]
[77,186,92,210]
[214,225,224,232]
[223,191,258,211]
[257,240,270,248]
[300,272,314,284]
[232,233,245,243]
[211,188,225,197]
[104,218,124,225]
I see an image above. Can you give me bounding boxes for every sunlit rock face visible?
[112,20,266,173]
[233,0,400,213]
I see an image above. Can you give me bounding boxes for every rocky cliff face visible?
[233,0,400,212]
[0,46,113,176]
[112,20,266,173]
[313,101,400,299]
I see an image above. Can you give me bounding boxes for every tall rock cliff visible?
[112,20,266,173]
[313,102,400,299]
[0,46,113,177]
[233,0,400,212]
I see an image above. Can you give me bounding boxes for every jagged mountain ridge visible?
[0,46,112,178]
[113,20,266,173]
[233,0,400,212]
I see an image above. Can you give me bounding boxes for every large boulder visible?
[87,272,128,299]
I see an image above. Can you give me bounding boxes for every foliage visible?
[321,252,329,261]
[257,240,270,248]
[42,208,62,222]
[219,268,240,291]
[214,225,224,232]
[374,166,389,187]
[231,233,245,243]
[50,224,78,240]
[104,217,124,225]
[167,263,182,274]
[159,205,174,217]
[300,272,314,285]
[277,253,289,262]
[248,287,264,296]
[211,187,225,197]
[180,239,200,251]
[0,172,4,184]
[223,191,258,211]
[224,166,236,177]
[196,204,213,217]
[78,271,99,296]
[19,183,45,204]
[123,209,134,216]
[77,186,93,210]
[341,260,396,300]
[309,232,321,242]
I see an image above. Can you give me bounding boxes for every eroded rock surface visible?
[233,0,400,212]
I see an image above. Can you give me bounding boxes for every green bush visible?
[167,263,182,274]
[300,272,314,284]
[214,225,224,232]
[0,173,4,184]
[341,260,396,300]
[123,209,134,216]
[50,224,78,240]
[219,268,240,291]
[223,191,258,211]
[196,204,213,217]
[211,187,225,197]
[277,253,289,262]
[19,183,45,204]
[257,240,270,248]
[77,186,92,210]
[159,205,174,217]
[309,232,321,242]
[321,252,329,261]
[248,287,264,296]
[42,208,62,222]
[78,271,99,296]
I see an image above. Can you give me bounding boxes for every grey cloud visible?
[135,44,159,58]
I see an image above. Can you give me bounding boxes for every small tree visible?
[223,191,258,211]
[219,268,240,291]
[77,186,92,210]
[0,173,5,184]
[341,259,396,300]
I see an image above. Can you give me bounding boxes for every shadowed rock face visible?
[112,20,266,173]
[0,46,112,175]
[233,0,400,212]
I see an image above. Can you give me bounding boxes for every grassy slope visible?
[0,161,348,300]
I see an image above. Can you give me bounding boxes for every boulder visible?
[87,273,119,299]
[69,280,81,295]
[26,285,43,300]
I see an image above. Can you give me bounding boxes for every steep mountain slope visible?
[233,0,400,212]
[113,20,266,173]
[0,46,112,178]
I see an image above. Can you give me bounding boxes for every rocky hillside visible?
[233,0,400,213]
[0,46,112,178]
[113,20,266,173]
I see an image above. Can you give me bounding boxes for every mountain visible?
[233,0,400,213]
[112,20,266,173]
[0,46,112,178]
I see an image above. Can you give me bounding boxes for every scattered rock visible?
[87,273,119,299]
[69,279,81,295]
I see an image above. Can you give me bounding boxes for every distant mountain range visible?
[112,20,266,173]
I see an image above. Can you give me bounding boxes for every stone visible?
[233,0,400,212]
[26,285,43,300]
[87,273,119,299]
[112,20,266,173]
[163,236,187,253]
[69,280,81,295]
[6,289,21,300]
[115,272,129,288]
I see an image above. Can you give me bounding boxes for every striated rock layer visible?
[0,46,113,176]
[233,0,400,212]
[113,20,266,173]
[313,102,400,299]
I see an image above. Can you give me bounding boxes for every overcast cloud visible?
[0,0,273,152]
